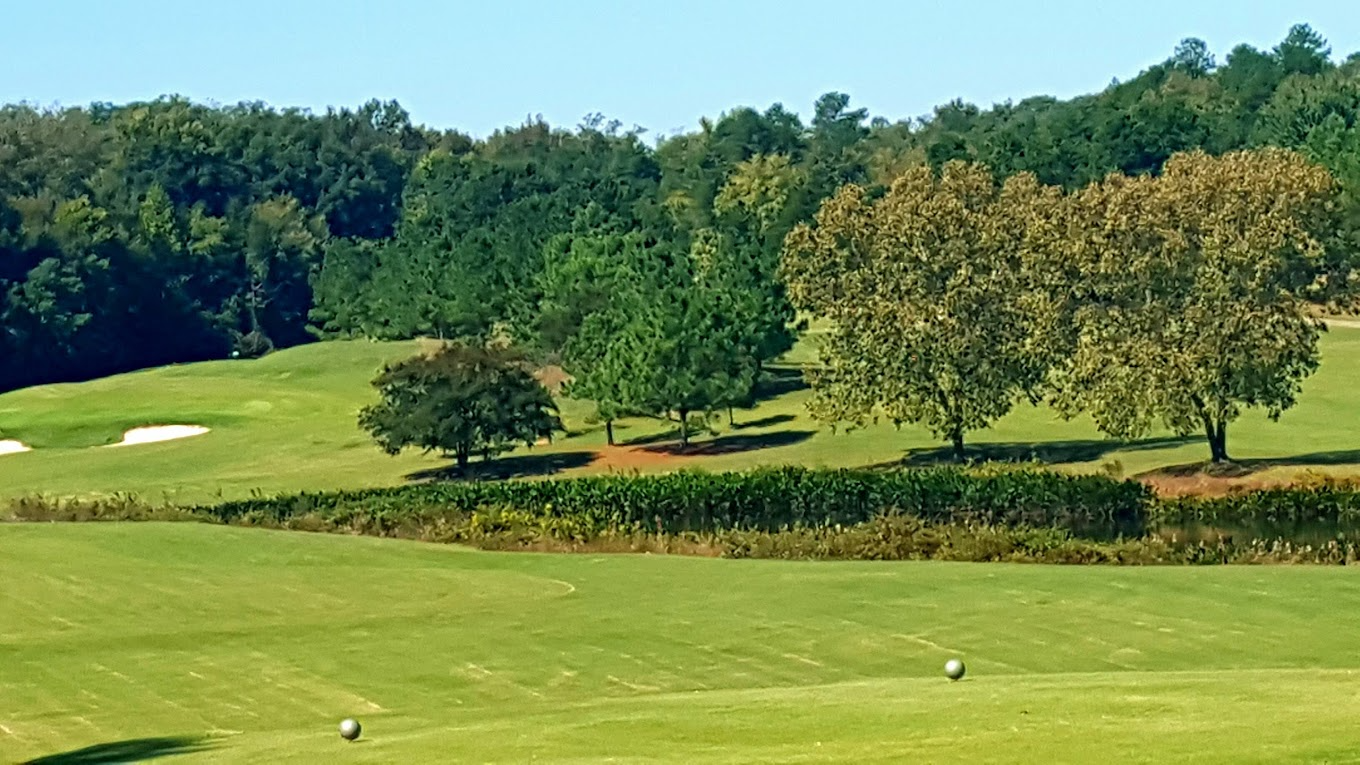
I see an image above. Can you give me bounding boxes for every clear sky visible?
[5,0,1360,139]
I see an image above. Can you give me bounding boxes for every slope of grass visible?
[3,523,1360,763]
[0,340,443,503]
[3,327,1360,502]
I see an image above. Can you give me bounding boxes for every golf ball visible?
[339,718,361,741]
[944,658,966,680]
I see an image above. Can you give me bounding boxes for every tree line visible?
[0,97,460,389]
[785,149,1343,463]
[3,24,1359,461]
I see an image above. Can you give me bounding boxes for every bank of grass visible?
[5,522,1360,763]
[2,326,1360,502]
[10,466,1360,565]
[0,340,442,502]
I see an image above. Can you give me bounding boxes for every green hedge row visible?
[1152,483,1360,542]
[191,467,1360,542]
[200,466,1151,538]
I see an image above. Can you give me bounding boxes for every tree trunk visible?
[1207,420,1229,463]
[455,446,470,472]
[1194,399,1231,464]
[247,281,263,333]
[727,406,735,427]
[678,409,690,447]
[950,430,966,462]
[605,419,615,447]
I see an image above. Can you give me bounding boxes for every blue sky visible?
[4,0,1359,138]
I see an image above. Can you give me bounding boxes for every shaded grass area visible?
[1145,449,1360,478]
[403,450,599,482]
[873,436,1200,469]
[21,735,220,764]
[5,523,1360,763]
[635,429,817,456]
[3,327,1360,501]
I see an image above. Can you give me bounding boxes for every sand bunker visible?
[0,439,32,456]
[105,425,210,448]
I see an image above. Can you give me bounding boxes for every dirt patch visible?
[590,445,693,473]
[1138,469,1304,498]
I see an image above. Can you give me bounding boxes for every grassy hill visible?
[4,522,1360,763]
[3,327,1360,502]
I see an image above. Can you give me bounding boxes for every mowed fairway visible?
[4,325,1360,502]
[5,524,1360,763]
[0,340,445,503]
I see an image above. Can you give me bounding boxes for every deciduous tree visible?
[358,342,562,471]
[1051,148,1339,463]
[782,161,1063,460]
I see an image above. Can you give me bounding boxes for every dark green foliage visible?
[1275,23,1334,78]
[198,465,1152,537]
[716,515,1360,564]
[541,219,777,446]
[719,516,1197,564]
[187,468,1360,556]
[0,99,438,391]
[306,238,383,338]
[15,471,1360,564]
[5,22,1360,395]
[313,121,662,343]
[358,342,563,470]
[231,330,274,359]
[1153,480,1360,542]
[1172,38,1216,78]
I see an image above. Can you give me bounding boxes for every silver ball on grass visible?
[944,658,966,681]
[339,718,361,741]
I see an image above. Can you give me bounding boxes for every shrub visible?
[359,341,562,471]
[198,465,1153,538]
[18,463,1360,565]
[1152,479,1360,542]
[231,330,274,359]
[3,494,202,522]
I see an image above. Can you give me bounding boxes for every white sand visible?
[105,425,210,448]
[0,439,32,456]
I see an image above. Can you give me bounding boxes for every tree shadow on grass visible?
[640,429,816,457]
[863,436,1198,470]
[753,366,809,399]
[404,450,599,482]
[23,735,220,764]
[620,426,689,447]
[1137,449,1360,480]
[620,413,798,447]
[732,413,796,430]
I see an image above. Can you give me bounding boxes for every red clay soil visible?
[1137,473,1292,498]
[1134,464,1344,497]
[588,445,696,473]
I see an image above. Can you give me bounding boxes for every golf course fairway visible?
[4,523,1360,763]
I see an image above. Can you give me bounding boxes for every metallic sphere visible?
[339,718,361,741]
[944,658,966,681]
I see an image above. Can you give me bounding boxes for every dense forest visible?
[2,23,1358,407]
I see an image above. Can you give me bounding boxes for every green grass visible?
[4,522,1360,763]
[0,340,448,502]
[4,327,1360,502]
